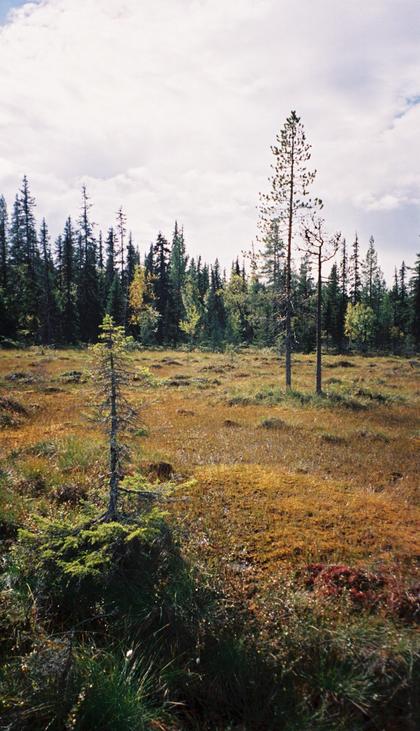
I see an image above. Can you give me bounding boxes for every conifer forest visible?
[1,163,419,356]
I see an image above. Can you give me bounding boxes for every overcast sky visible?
[0,0,419,279]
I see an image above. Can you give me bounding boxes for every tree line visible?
[0,143,419,356]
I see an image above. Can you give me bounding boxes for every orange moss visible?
[173,465,419,578]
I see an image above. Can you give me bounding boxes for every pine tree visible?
[259,111,320,389]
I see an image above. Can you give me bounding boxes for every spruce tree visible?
[396,261,411,338]
[125,232,139,290]
[98,231,104,273]
[21,177,41,339]
[61,217,78,343]
[362,236,377,306]
[152,232,171,343]
[39,219,57,344]
[106,272,125,326]
[324,263,341,350]
[77,186,101,341]
[0,195,13,338]
[0,196,8,289]
[55,235,63,298]
[409,253,420,349]
[144,243,154,279]
[303,215,340,393]
[257,220,285,346]
[167,221,187,343]
[116,207,128,326]
[204,259,226,348]
[350,233,362,304]
[8,179,40,339]
[105,227,116,295]
[361,237,386,346]
[338,238,349,351]
[293,253,315,354]
[91,316,135,521]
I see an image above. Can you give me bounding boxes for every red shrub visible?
[302,563,419,622]
[302,563,385,608]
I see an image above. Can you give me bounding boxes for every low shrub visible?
[59,370,86,383]
[0,396,28,428]
[320,433,347,445]
[327,360,355,368]
[301,563,420,622]
[51,482,88,505]
[259,417,288,430]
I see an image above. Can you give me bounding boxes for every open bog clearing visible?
[1,345,420,731]
[1,347,418,584]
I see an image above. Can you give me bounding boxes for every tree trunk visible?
[316,250,322,395]
[107,348,119,519]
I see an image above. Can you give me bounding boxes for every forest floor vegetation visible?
[0,347,419,729]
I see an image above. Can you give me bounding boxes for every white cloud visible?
[0,0,419,278]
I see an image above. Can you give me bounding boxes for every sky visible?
[0,0,419,280]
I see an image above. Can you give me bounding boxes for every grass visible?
[69,648,170,731]
[0,346,419,729]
